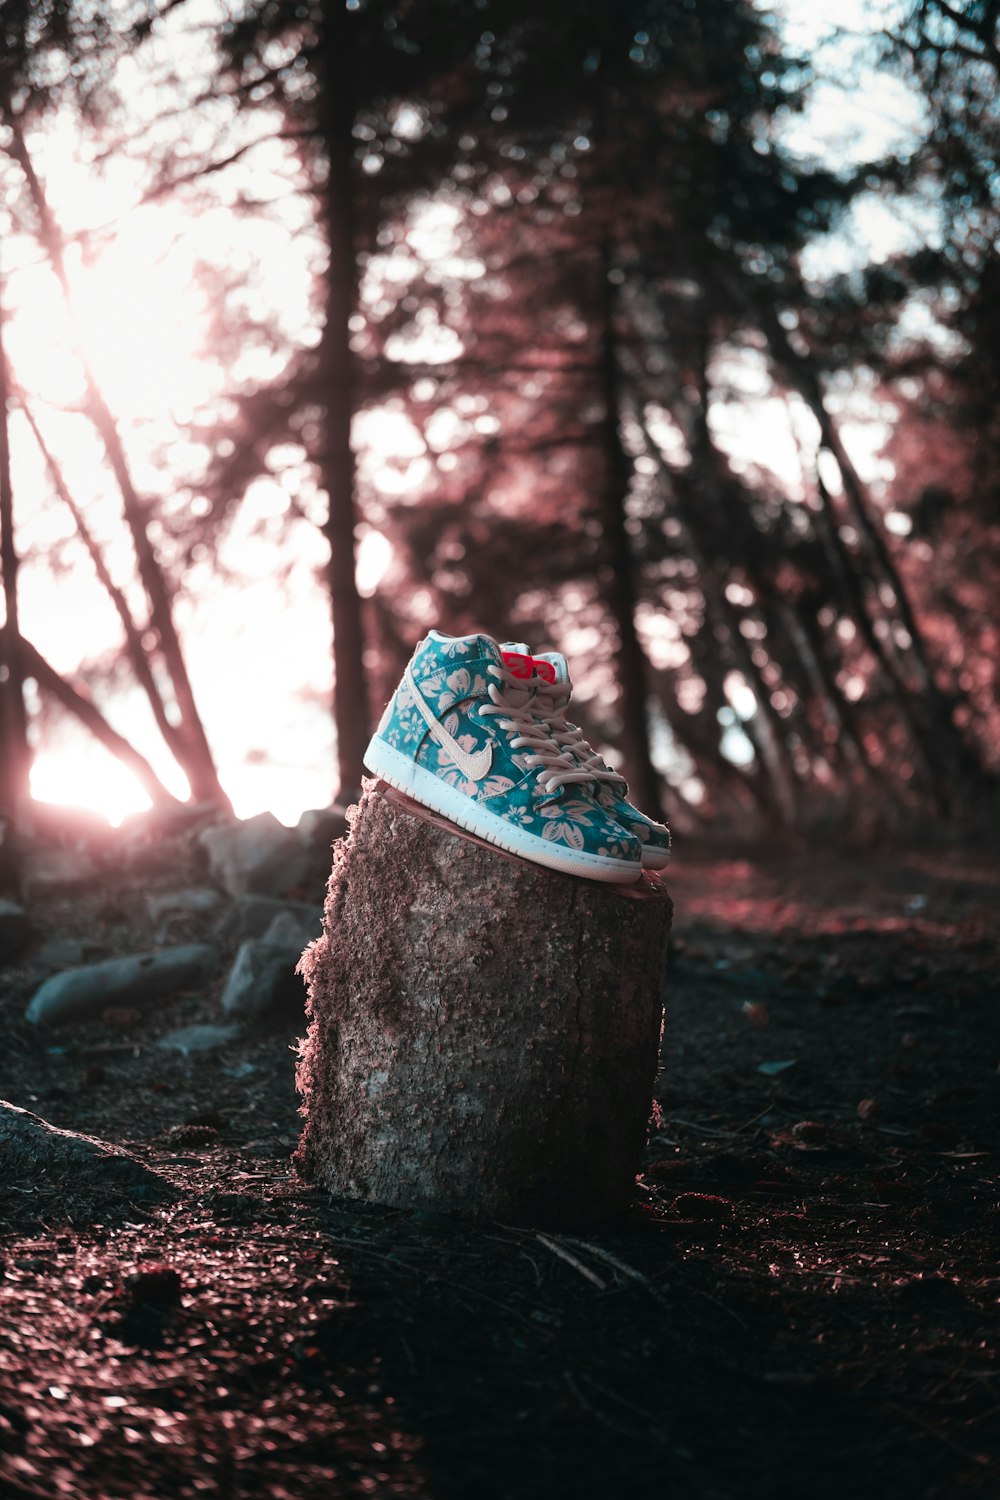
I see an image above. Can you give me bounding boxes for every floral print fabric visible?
[374,632,640,862]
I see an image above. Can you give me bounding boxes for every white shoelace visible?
[480,665,596,794]
[531,681,628,790]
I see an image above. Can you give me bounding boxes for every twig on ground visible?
[534,1233,608,1289]
[562,1238,671,1307]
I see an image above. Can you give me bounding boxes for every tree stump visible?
[295,782,672,1228]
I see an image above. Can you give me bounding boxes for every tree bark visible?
[316,5,369,802]
[296,783,671,1229]
[0,271,30,825]
[598,244,663,818]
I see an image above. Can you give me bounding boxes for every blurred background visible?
[0,0,996,838]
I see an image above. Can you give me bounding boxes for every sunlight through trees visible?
[0,0,995,832]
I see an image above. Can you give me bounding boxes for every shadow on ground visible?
[1,844,997,1498]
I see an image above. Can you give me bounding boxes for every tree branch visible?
[11,632,182,809]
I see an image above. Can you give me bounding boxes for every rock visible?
[216,894,321,946]
[21,848,98,901]
[197,812,309,899]
[146,887,223,924]
[25,943,218,1025]
[219,943,303,1019]
[0,1100,174,1224]
[263,908,321,950]
[295,807,351,903]
[219,914,311,1019]
[0,898,32,961]
[297,805,350,850]
[121,800,222,843]
[156,1023,241,1055]
[34,935,105,971]
[25,802,113,849]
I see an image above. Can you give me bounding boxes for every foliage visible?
[0,0,996,830]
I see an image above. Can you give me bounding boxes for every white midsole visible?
[640,848,671,870]
[364,735,642,884]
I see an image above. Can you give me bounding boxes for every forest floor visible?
[0,829,997,1499]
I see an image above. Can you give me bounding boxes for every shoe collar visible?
[425,629,504,669]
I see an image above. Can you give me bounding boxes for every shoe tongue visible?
[497,651,537,710]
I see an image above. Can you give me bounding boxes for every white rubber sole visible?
[641,848,671,871]
[364,735,642,884]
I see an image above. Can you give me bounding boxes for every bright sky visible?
[3,0,926,824]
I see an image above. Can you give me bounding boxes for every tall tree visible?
[0,271,30,825]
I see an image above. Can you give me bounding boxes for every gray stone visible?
[0,1100,174,1223]
[146,886,223,924]
[216,894,321,946]
[121,799,222,843]
[297,805,350,850]
[34,935,101,971]
[197,812,309,899]
[262,909,321,950]
[26,943,218,1025]
[0,898,32,961]
[21,848,98,901]
[219,928,308,1019]
[156,1022,241,1055]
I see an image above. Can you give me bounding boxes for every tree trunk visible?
[296,783,671,1229]
[633,403,798,822]
[597,247,663,818]
[754,284,989,806]
[316,6,369,802]
[0,272,30,825]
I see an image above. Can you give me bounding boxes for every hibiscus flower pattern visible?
[370,631,643,866]
[434,713,516,800]
[434,636,474,658]
[421,667,487,714]
[380,678,425,754]
[597,787,670,856]
[540,797,597,850]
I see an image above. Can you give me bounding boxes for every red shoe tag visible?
[501,651,535,679]
[501,651,558,685]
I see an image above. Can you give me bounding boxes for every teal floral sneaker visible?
[364,631,643,883]
[503,643,671,871]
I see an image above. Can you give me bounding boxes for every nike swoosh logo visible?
[404,665,493,782]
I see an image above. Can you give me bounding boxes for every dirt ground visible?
[1,833,997,1499]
